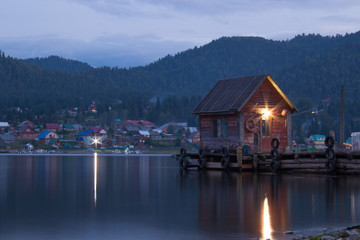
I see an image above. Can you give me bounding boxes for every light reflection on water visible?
[93,153,98,207]
[0,154,359,239]
[262,196,272,240]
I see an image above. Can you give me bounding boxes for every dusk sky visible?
[1,0,359,67]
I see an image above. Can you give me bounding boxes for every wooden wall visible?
[241,79,292,152]
[198,78,294,153]
[199,114,239,150]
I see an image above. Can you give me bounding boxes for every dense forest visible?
[1,31,360,141]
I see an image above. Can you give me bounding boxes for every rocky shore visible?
[292,225,360,240]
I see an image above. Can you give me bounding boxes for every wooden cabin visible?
[192,74,297,153]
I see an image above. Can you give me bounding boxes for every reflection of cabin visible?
[192,74,297,153]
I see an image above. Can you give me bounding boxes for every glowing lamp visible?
[262,109,271,119]
[281,109,288,116]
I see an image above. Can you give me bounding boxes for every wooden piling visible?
[237,145,242,168]
[253,153,258,170]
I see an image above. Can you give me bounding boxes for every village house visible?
[18,120,35,129]
[149,129,162,139]
[351,132,360,151]
[89,127,107,139]
[77,130,101,148]
[18,125,39,140]
[61,124,75,132]
[133,135,146,146]
[38,130,59,145]
[0,134,15,145]
[192,74,297,153]
[187,131,200,144]
[44,123,61,132]
[117,120,156,134]
[158,122,187,134]
[307,134,326,150]
[138,130,150,138]
[0,122,10,132]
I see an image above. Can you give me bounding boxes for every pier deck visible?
[176,150,360,174]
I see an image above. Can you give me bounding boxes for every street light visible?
[92,135,100,150]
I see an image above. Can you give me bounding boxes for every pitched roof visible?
[90,127,103,133]
[310,135,326,141]
[78,130,95,136]
[45,123,60,130]
[39,130,51,139]
[38,130,57,139]
[18,125,37,133]
[0,122,9,127]
[139,130,150,136]
[125,120,155,126]
[192,74,296,114]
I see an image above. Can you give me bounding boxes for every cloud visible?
[1,0,360,67]
[0,33,195,67]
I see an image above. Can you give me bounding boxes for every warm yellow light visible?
[262,196,272,240]
[262,109,271,119]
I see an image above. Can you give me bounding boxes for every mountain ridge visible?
[1,31,360,129]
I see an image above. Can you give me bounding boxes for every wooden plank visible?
[242,164,253,169]
[280,163,326,169]
[279,158,327,164]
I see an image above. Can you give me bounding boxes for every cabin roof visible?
[192,74,296,114]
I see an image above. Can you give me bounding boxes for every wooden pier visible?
[176,148,360,174]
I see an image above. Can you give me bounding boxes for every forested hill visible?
[1,31,360,126]
[17,31,360,101]
[22,55,93,72]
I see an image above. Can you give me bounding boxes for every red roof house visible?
[45,123,61,131]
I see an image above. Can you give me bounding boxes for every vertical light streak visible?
[262,196,272,240]
[94,152,98,206]
[351,192,355,222]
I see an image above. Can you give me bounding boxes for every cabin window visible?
[213,119,228,138]
[262,119,270,137]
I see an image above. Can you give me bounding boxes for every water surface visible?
[0,154,359,239]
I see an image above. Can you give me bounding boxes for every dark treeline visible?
[1,31,360,140]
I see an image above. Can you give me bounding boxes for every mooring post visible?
[237,143,242,168]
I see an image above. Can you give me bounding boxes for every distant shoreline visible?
[0,152,172,157]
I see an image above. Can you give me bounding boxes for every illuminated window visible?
[213,119,227,137]
[262,120,270,137]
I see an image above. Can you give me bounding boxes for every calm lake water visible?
[0,154,359,239]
